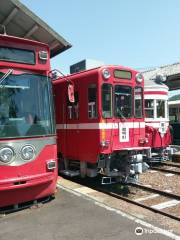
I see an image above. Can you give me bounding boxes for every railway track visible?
[97,184,180,222]
[149,161,180,175]
[61,176,180,222]
[98,182,180,222]
[150,166,180,175]
[161,162,180,168]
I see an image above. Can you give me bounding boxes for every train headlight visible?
[102,69,111,80]
[136,73,143,83]
[21,145,35,161]
[0,147,14,163]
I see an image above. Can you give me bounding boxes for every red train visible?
[0,34,57,208]
[144,74,172,162]
[53,65,150,183]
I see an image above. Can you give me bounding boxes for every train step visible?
[60,170,80,177]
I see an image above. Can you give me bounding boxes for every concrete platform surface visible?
[0,189,177,240]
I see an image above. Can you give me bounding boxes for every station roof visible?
[142,62,180,91]
[0,0,72,58]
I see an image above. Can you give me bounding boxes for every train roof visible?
[53,65,139,85]
[0,0,72,58]
[0,34,49,48]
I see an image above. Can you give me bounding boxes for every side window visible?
[145,99,154,118]
[102,84,112,118]
[134,87,143,118]
[157,100,165,118]
[88,84,97,119]
[67,92,79,120]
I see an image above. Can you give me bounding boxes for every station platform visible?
[0,182,178,240]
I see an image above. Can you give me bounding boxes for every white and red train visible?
[144,74,172,162]
[53,65,152,183]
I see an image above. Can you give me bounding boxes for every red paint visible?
[53,66,147,165]
[0,35,57,208]
[144,91,168,95]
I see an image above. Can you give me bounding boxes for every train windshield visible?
[0,72,55,138]
[114,86,132,118]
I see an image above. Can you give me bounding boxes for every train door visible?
[65,89,79,160]
[76,81,98,162]
[114,85,133,148]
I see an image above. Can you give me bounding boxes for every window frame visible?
[134,87,143,118]
[0,46,35,65]
[88,83,98,119]
[114,85,132,119]
[145,99,155,119]
[67,91,79,120]
[101,83,113,119]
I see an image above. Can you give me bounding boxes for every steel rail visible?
[150,167,180,175]
[161,162,180,168]
[94,186,180,222]
[130,183,180,200]
[59,176,180,221]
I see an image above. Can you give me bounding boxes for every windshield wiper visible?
[0,69,13,86]
[117,110,127,121]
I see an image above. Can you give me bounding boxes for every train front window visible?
[0,72,55,138]
[157,100,165,118]
[114,86,132,118]
[102,84,112,118]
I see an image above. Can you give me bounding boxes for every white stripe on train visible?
[56,122,146,130]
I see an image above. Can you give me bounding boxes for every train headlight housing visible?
[0,147,14,163]
[21,145,35,161]
[136,73,143,83]
[102,69,111,80]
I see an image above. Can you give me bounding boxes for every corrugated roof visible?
[0,0,72,58]
[142,62,180,90]
[142,62,180,81]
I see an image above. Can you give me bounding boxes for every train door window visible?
[114,85,132,118]
[145,99,154,118]
[102,83,112,118]
[67,92,79,120]
[88,84,97,119]
[134,87,143,118]
[156,100,165,118]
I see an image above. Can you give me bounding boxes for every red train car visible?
[0,34,57,208]
[53,65,150,183]
[144,75,172,162]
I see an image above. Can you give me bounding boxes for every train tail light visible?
[100,140,110,147]
[100,121,110,147]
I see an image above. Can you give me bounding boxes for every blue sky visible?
[21,0,180,77]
